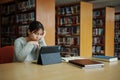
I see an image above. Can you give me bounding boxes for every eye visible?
[35,33,39,35]
[35,33,38,35]
[39,33,43,36]
[34,32,43,36]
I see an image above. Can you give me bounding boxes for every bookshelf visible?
[92,7,115,56]
[56,2,93,57]
[0,0,55,47]
[0,1,16,47]
[114,12,120,58]
[16,0,36,37]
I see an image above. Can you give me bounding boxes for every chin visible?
[32,38,41,41]
[32,39,38,41]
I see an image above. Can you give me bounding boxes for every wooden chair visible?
[0,45,14,64]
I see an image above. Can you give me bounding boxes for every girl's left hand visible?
[42,31,46,38]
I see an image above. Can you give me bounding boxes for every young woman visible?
[14,21,47,62]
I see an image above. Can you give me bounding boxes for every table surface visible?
[0,60,120,80]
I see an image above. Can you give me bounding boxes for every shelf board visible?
[57,13,80,17]
[56,43,79,48]
[16,7,35,14]
[92,44,104,46]
[1,12,16,16]
[93,26,105,28]
[93,35,104,37]
[57,34,79,37]
[93,16,105,19]
[92,53,104,56]
[58,23,80,27]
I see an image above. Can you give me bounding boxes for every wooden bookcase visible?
[56,2,93,57]
[0,1,16,47]
[114,12,120,58]
[92,7,115,56]
[0,0,55,47]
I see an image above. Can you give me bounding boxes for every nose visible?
[37,35,42,39]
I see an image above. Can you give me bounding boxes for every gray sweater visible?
[14,37,47,62]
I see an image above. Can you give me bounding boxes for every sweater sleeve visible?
[39,38,47,46]
[14,39,34,62]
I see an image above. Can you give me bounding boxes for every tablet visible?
[37,45,62,65]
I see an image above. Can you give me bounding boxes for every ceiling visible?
[56,0,120,11]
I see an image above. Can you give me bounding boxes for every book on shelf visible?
[57,37,79,46]
[59,16,79,26]
[93,28,104,36]
[115,15,120,21]
[93,37,103,45]
[57,5,80,15]
[17,0,35,11]
[93,10,105,18]
[16,12,35,23]
[93,55,118,62]
[1,4,15,15]
[65,7,72,14]
[18,25,29,36]
[57,27,79,35]
[60,47,79,57]
[69,59,104,69]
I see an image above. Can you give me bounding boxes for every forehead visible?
[32,29,43,33]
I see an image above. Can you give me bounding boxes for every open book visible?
[62,56,85,62]
[69,59,104,69]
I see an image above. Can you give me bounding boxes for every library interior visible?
[0,0,120,80]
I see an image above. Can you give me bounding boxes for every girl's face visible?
[28,29,44,41]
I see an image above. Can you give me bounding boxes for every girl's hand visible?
[42,31,46,38]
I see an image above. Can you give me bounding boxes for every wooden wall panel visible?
[80,2,93,57]
[36,0,55,46]
[105,7,115,56]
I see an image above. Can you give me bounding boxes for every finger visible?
[43,31,46,37]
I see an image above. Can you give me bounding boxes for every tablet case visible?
[37,46,62,65]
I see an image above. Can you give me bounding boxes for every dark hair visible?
[26,21,44,36]
[29,21,44,32]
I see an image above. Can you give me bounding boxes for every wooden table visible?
[0,61,120,80]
